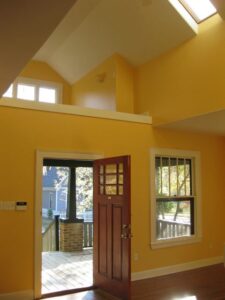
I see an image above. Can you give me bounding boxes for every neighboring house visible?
[42,167,67,217]
[42,167,93,221]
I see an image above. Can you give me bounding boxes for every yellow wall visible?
[19,60,72,105]
[135,15,225,124]
[133,128,225,272]
[0,106,225,294]
[115,54,135,114]
[72,54,135,113]
[72,56,116,111]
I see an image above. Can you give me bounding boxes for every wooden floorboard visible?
[42,264,225,300]
[42,249,93,294]
[131,263,225,300]
[43,289,120,300]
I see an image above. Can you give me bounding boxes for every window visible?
[43,160,93,221]
[179,0,217,23]
[150,148,201,248]
[3,84,13,98]
[2,77,62,104]
[17,83,35,101]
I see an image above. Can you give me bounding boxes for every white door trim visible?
[34,150,103,299]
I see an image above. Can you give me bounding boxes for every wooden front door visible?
[93,156,131,300]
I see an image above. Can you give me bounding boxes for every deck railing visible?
[83,222,93,248]
[157,219,191,239]
[43,219,93,250]
[42,219,56,251]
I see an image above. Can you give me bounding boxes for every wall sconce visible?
[96,72,106,83]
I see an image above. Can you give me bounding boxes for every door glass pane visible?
[105,175,117,184]
[105,185,117,195]
[156,199,192,240]
[105,164,117,174]
[99,165,104,174]
[100,175,104,184]
[17,84,35,101]
[119,174,123,184]
[39,87,56,103]
[76,167,93,221]
[119,163,123,173]
[118,185,123,195]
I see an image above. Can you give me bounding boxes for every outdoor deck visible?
[42,249,93,294]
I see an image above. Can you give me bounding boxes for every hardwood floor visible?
[131,263,225,300]
[43,264,225,300]
[43,289,119,300]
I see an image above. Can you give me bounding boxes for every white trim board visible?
[131,256,223,281]
[0,98,152,124]
[0,290,33,300]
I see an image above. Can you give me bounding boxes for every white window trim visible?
[2,77,62,104]
[150,148,202,249]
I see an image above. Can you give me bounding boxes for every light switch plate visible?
[16,201,27,211]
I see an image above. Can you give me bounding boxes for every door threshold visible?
[41,285,95,299]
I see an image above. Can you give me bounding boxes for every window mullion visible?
[176,158,178,196]
[36,85,39,102]
[160,157,162,196]
[168,157,171,197]
[184,158,187,196]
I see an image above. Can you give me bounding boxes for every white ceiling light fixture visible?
[179,0,217,23]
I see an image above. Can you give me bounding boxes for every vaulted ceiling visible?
[1,0,225,136]
[34,0,197,84]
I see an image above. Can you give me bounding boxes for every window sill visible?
[151,235,202,249]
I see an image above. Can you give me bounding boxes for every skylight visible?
[179,0,217,23]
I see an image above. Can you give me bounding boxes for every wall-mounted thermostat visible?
[16,201,28,211]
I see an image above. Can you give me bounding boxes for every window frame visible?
[178,0,217,24]
[150,148,202,249]
[2,77,62,104]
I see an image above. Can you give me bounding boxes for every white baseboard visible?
[131,256,223,281]
[0,290,33,300]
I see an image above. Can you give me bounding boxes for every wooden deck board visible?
[42,249,93,294]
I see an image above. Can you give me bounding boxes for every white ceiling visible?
[158,109,225,136]
[34,0,197,83]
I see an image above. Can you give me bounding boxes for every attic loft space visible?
[179,0,217,23]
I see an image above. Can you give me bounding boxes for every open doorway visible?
[41,159,93,295]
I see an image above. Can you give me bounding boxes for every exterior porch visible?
[42,249,93,294]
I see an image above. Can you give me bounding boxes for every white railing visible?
[42,219,56,251]
[157,219,191,239]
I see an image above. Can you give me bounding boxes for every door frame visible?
[34,150,103,299]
